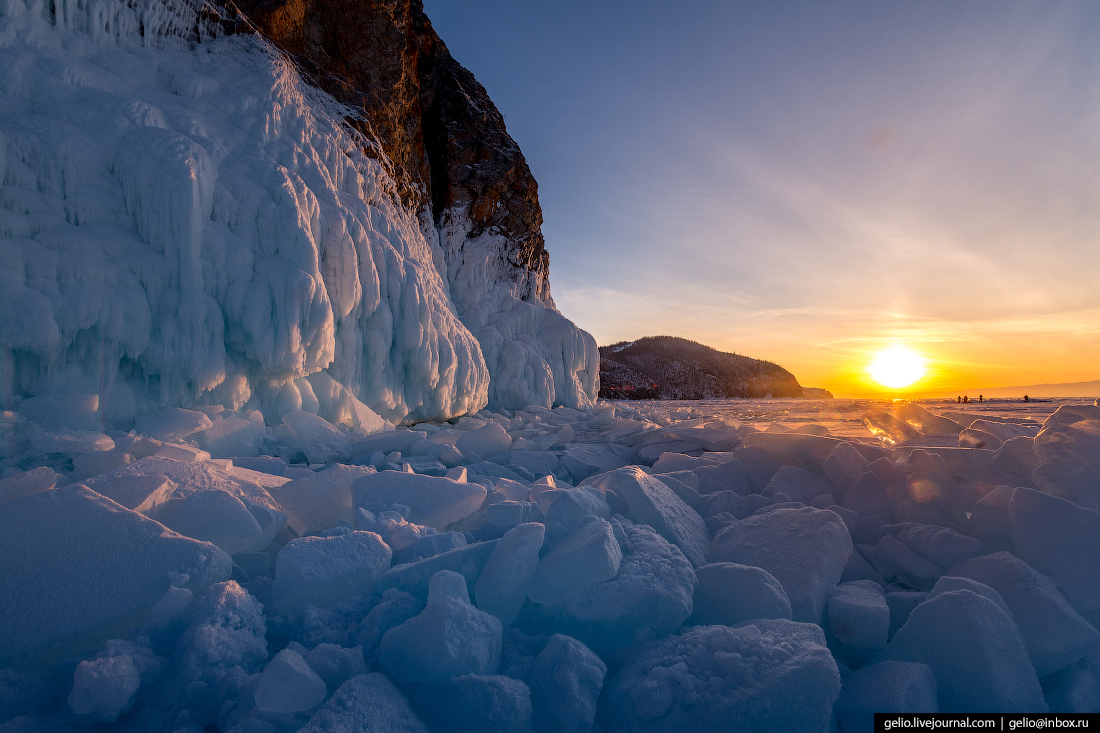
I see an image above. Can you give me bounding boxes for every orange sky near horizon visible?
[732,321,1100,399]
[568,293,1100,399]
[428,2,1100,398]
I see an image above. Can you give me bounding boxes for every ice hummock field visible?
[0,0,598,427]
[3,0,1100,727]
[3,394,1100,731]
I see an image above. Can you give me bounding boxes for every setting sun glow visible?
[869,345,927,389]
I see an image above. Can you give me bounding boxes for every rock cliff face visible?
[233,0,597,412]
[233,0,551,306]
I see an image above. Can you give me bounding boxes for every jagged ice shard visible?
[0,0,598,426]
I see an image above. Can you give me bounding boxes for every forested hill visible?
[599,336,804,399]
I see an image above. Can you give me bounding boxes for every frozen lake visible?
[600,397,1095,440]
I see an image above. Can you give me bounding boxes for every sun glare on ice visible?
[869,345,926,389]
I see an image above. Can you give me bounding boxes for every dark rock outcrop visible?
[232,0,551,304]
[599,337,803,400]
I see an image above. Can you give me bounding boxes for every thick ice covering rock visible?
[254,648,327,714]
[353,471,487,529]
[272,530,391,614]
[0,485,231,666]
[882,589,1047,713]
[946,552,1100,677]
[686,562,792,626]
[602,466,710,568]
[1009,487,1100,622]
[0,0,600,425]
[530,634,606,733]
[379,571,503,683]
[475,523,545,625]
[412,674,532,733]
[463,288,600,413]
[836,661,938,733]
[519,522,695,657]
[598,620,841,733]
[300,673,429,733]
[712,506,852,623]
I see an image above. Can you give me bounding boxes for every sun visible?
[869,345,927,389]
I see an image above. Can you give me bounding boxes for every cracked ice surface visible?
[4,395,1100,730]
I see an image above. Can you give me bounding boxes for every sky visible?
[422,0,1100,397]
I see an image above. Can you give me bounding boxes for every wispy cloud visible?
[430,0,1100,390]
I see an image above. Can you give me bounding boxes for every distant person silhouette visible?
[963,395,970,404]
[957,396,961,404]
[979,395,983,403]
[1024,394,1030,403]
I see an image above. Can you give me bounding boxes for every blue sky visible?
[423,1,1100,394]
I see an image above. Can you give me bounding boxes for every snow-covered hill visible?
[0,0,597,427]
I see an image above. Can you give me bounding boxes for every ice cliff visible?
[0,0,598,426]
